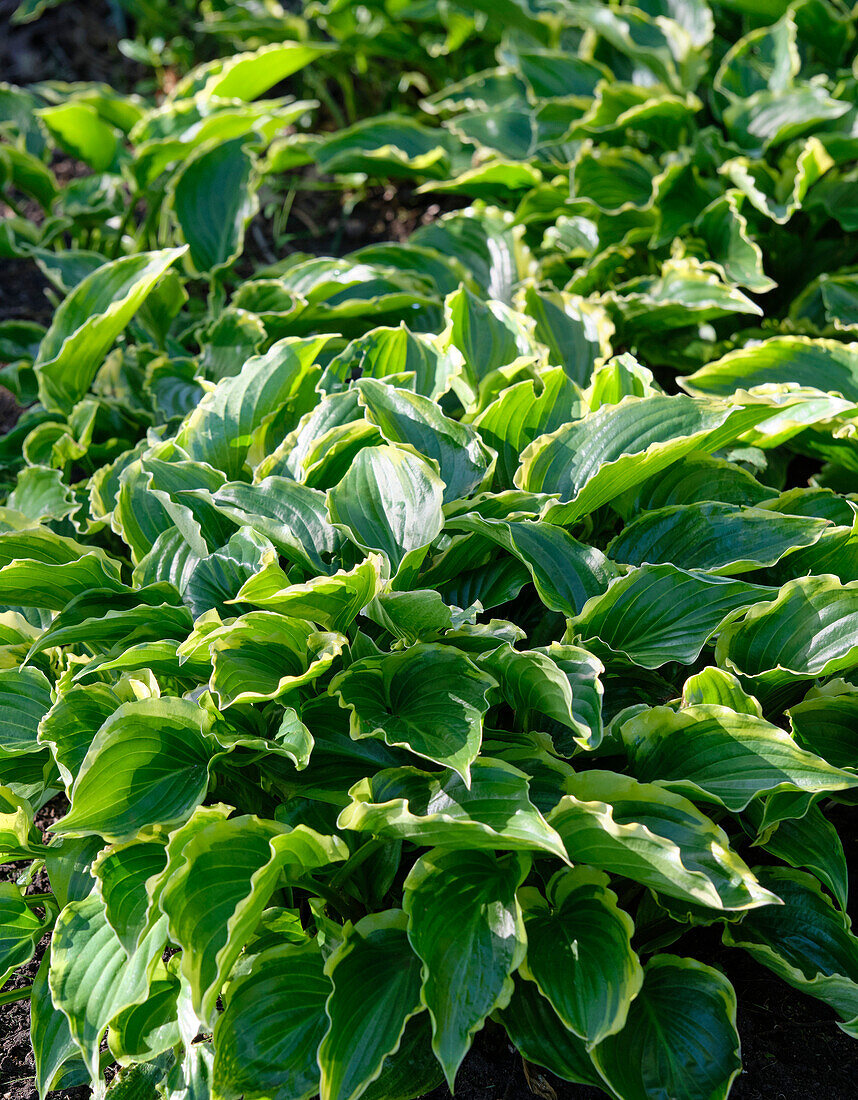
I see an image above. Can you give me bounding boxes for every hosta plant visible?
[0,1,857,1099]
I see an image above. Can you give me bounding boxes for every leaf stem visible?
[0,985,33,1006]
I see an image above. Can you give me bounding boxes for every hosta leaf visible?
[516,394,772,523]
[682,336,858,402]
[480,642,603,753]
[520,867,643,1045]
[327,445,444,578]
[590,955,742,1100]
[613,453,772,516]
[318,911,424,1100]
[361,588,463,645]
[473,367,584,489]
[723,868,858,1036]
[316,115,453,179]
[37,102,119,171]
[0,530,124,610]
[607,502,830,574]
[568,564,773,667]
[0,666,52,756]
[681,667,762,715]
[34,248,186,414]
[31,950,80,1100]
[496,978,603,1088]
[234,556,381,632]
[0,784,40,859]
[330,643,496,783]
[92,840,168,956]
[520,287,612,387]
[403,849,529,1087]
[0,881,52,986]
[746,802,848,912]
[789,685,858,769]
[160,815,346,1022]
[107,963,180,1066]
[339,759,569,860]
[355,378,493,503]
[212,942,329,1100]
[7,465,76,522]
[547,771,776,909]
[716,576,858,685]
[52,698,215,842]
[186,42,332,100]
[447,514,616,616]
[183,528,274,619]
[25,586,193,660]
[169,136,259,276]
[175,336,329,479]
[49,892,166,1083]
[203,477,340,575]
[620,704,858,811]
[207,612,346,708]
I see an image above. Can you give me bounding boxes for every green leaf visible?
[0,666,52,756]
[203,477,340,575]
[547,770,776,909]
[234,555,381,632]
[107,959,180,1067]
[356,378,493,503]
[160,815,346,1022]
[7,466,77,522]
[480,642,603,753]
[496,978,603,1088]
[316,115,453,179]
[520,867,643,1046]
[682,336,858,402]
[788,683,858,769]
[0,529,124,609]
[723,868,858,1036]
[49,892,166,1083]
[746,802,848,912]
[184,528,275,619]
[516,394,772,523]
[52,698,215,842]
[339,759,569,861]
[607,502,830,575]
[620,704,858,811]
[716,575,858,686]
[35,249,186,414]
[31,950,80,1100]
[521,287,612,387]
[473,367,585,489]
[37,102,119,170]
[0,881,52,986]
[590,955,742,1100]
[169,137,259,276]
[681,667,762,714]
[568,564,773,667]
[183,42,333,100]
[207,613,346,708]
[318,911,424,1100]
[447,515,616,616]
[92,840,168,956]
[212,942,329,1100]
[331,643,496,784]
[175,336,329,479]
[403,849,528,1086]
[327,445,444,577]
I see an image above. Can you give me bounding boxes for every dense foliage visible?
[2,1,858,1098]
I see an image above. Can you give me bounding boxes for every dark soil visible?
[0,0,140,89]
[0,260,53,328]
